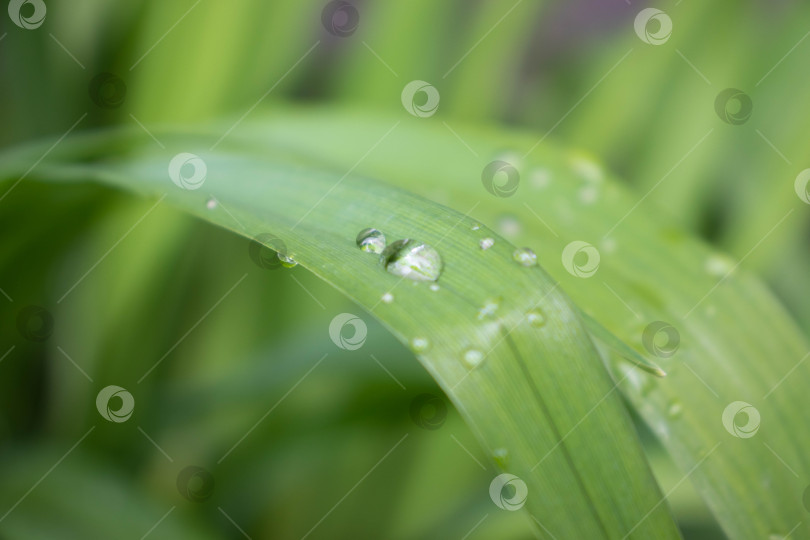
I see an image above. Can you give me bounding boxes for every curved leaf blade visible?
[0,129,681,539]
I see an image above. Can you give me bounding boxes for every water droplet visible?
[462,348,485,368]
[356,228,386,254]
[705,254,734,277]
[471,223,481,231]
[205,197,218,210]
[381,292,394,304]
[380,239,443,282]
[278,253,297,268]
[512,247,537,267]
[493,447,509,469]
[479,237,495,250]
[429,284,440,292]
[477,298,500,320]
[526,309,545,327]
[411,337,430,352]
[668,401,683,418]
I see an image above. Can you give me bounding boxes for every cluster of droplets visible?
[357,225,550,371]
[356,229,443,282]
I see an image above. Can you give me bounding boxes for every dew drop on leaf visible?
[205,197,217,210]
[512,247,538,267]
[526,308,546,327]
[278,253,297,268]
[462,348,485,368]
[381,292,394,304]
[380,239,443,282]
[477,298,500,320]
[356,228,386,254]
[411,337,430,352]
[479,237,495,250]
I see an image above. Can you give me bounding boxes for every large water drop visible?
[380,239,443,282]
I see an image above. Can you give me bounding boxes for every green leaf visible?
[229,109,810,539]
[1,127,680,539]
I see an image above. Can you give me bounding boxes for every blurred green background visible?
[1,1,808,538]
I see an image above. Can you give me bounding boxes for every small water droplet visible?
[411,337,430,352]
[668,401,683,418]
[493,447,509,469]
[479,237,495,250]
[381,292,394,304]
[380,239,443,282]
[705,254,734,276]
[429,284,440,292]
[471,223,481,231]
[477,298,500,320]
[356,228,386,254]
[462,348,485,368]
[205,197,218,210]
[526,309,546,327]
[512,247,537,267]
[278,253,297,268]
